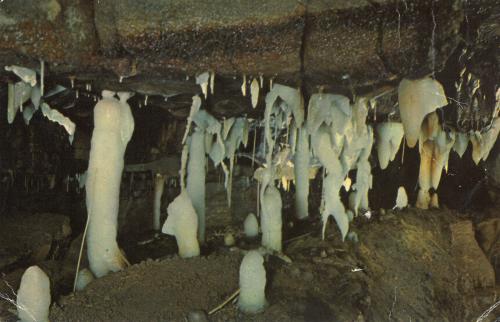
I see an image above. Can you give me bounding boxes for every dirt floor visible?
[7,208,492,321]
[1,196,499,321]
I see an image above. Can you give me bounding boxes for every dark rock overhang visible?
[0,0,497,120]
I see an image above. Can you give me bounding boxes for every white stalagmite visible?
[294,125,309,219]
[430,192,439,208]
[153,174,165,231]
[416,188,431,209]
[251,78,259,108]
[86,90,134,277]
[395,186,408,209]
[398,77,448,148]
[244,213,259,238]
[75,268,94,291]
[186,128,207,241]
[162,191,200,258]
[376,122,404,169]
[17,266,50,322]
[261,185,282,252]
[238,250,267,314]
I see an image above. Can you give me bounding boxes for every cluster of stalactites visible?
[307,94,373,240]
[165,95,250,249]
[397,76,499,209]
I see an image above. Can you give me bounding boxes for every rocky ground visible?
[0,201,499,321]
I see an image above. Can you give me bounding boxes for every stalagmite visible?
[251,78,260,108]
[186,128,207,241]
[294,125,310,219]
[153,174,165,231]
[162,191,200,258]
[398,77,448,147]
[244,213,259,238]
[395,186,408,209]
[86,90,134,277]
[75,268,94,291]
[261,185,282,252]
[238,250,267,314]
[376,122,405,169]
[16,266,50,322]
[430,193,439,209]
[416,189,431,210]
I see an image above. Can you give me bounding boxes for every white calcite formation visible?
[307,94,373,239]
[251,77,260,108]
[17,266,50,322]
[470,117,500,164]
[86,90,134,277]
[398,77,448,148]
[22,105,36,125]
[41,102,76,143]
[75,268,94,291]
[312,125,349,239]
[452,131,469,158]
[186,128,207,241]
[376,122,405,169]
[261,185,283,252]
[7,81,32,124]
[162,191,200,258]
[196,72,210,98]
[294,125,310,219]
[153,173,166,231]
[395,186,408,209]
[238,250,267,314]
[416,113,455,209]
[244,213,259,238]
[5,65,37,86]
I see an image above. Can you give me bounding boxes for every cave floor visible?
[38,206,499,322]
